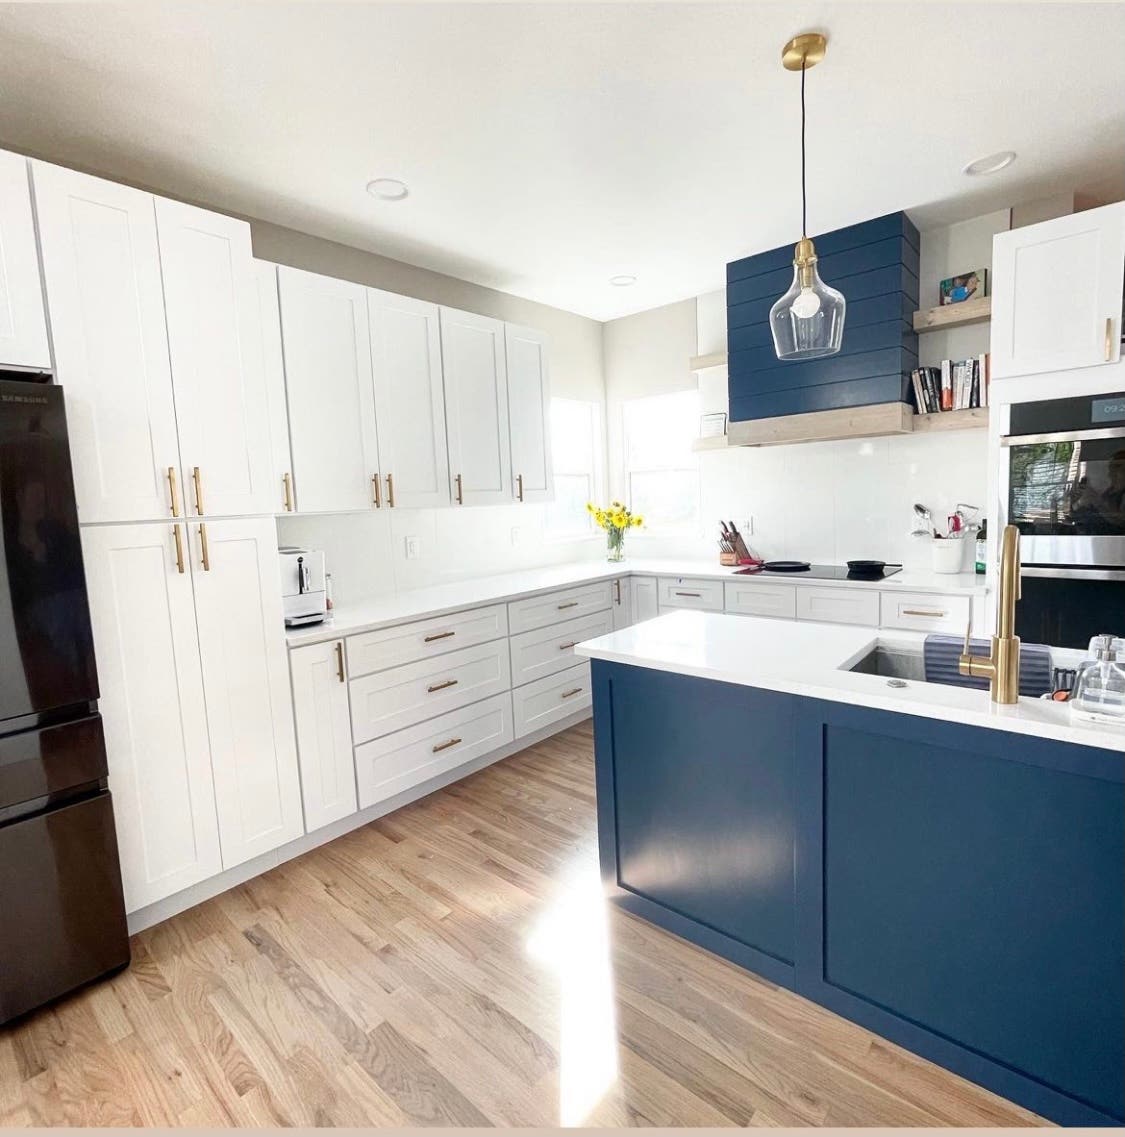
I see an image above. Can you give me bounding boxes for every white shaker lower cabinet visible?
[33,162,181,524]
[633,577,658,622]
[277,266,381,513]
[657,576,725,612]
[509,609,613,688]
[155,198,273,518]
[508,581,612,634]
[795,586,880,627]
[368,289,450,510]
[440,307,512,506]
[0,149,50,371]
[879,590,971,634]
[288,639,357,832]
[505,323,552,504]
[81,523,221,913]
[513,662,592,738]
[724,580,798,620]
[611,576,633,629]
[189,517,305,868]
[355,693,513,811]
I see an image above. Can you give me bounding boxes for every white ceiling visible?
[0,2,1121,321]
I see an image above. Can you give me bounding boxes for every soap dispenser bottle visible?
[1071,634,1125,726]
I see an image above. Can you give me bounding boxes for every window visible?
[622,390,700,532]
[545,398,603,538]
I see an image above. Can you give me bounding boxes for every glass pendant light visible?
[770,33,846,361]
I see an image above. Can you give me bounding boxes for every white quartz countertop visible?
[574,610,1125,754]
[286,557,987,647]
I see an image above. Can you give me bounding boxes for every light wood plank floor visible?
[0,722,1048,1127]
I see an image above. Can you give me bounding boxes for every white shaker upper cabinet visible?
[991,203,1125,379]
[0,150,50,371]
[368,288,449,509]
[33,162,181,523]
[253,260,295,514]
[277,266,380,513]
[505,323,552,504]
[440,307,512,506]
[288,639,357,833]
[81,523,221,913]
[189,517,304,869]
[155,199,273,518]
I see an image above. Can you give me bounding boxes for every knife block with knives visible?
[719,521,759,566]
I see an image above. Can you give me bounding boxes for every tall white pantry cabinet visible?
[33,159,303,914]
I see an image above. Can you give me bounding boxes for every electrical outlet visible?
[743,517,754,536]
[405,536,422,560]
[510,526,524,546]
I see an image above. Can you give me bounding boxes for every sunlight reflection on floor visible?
[526,856,618,1127]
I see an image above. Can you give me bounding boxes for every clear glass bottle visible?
[1071,634,1125,725]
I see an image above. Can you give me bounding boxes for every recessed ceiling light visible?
[963,151,1016,177]
[609,274,636,287]
[366,177,409,201]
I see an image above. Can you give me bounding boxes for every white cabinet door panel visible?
[33,162,180,523]
[794,586,880,627]
[440,307,511,506]
[278,266,380,512]
[991,203,1125,378]
[81,523,220,913]
[254,259,294,513]
[633,576,658,622]
[156,199,272,518]
[509,609,613,688]
[879,590,970,634]
[289,639,357,833]
[369,288,449,509]
[724,580,798,619]
[505,323,552,503]
[657,576,725,612]
[611,577,633,630]
[507,581,612,635]
[190,517,304,868]
[0,150,50,370]
[513,662,591,738]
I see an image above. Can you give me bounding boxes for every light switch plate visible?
[405,536,422,560]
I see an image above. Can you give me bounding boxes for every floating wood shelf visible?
[689,351,728,373]
[691,435,729,453]
[912,296,991,333]
[911,406,989,433]
[727,402,914,447]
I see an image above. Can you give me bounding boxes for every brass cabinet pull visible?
[561,687,582,699]
[557,601,578,610]
[516,473,524,502]
[335,641,345,683]
[558,641,578,650]
[192,466,204,515]
[372,473,382,508]
[903,608,947,618]
[427,678,458,693]
[172,525,185,574]
[1106,317,1116,362]
[283,472,294,512]
[424,631,456,643]
[167,466,180,518]
[614,579,621,605]
[198,523,211,571]
[675,591,702,598]
[386,473,395,508]
[454,473,463,505]
[432,737,462,754]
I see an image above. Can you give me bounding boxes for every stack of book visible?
[911,354,989,415]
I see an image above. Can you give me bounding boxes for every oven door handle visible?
[1022,566,1125,582]
[1001,426,1125,446]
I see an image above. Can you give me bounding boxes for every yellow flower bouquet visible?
[587,500,643,562]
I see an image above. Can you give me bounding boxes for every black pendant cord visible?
[800,58,808,239]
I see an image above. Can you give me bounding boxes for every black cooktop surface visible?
[736,562,903,580]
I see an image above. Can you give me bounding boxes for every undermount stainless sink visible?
[847,644,928,682]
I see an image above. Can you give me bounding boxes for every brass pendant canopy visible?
[782,32,827,71]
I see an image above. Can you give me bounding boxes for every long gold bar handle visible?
[335,642,345,683]
[902,608,947,618]
[561,687,583,699]
[558,641,579,650]
[372,473,382,508]
[454,473,463,505]
[423,631,456,643]
[614,579,622,605]
[427,678,458,693]
[198,523,211,572]
[1106,317,1115,363]
[192,466,204,515]
[386,473,395,508]
[431,737,462,754]
[283,472,294,512]
[516,473,524,502]
[172,525,185,574]
[167,466,180,518]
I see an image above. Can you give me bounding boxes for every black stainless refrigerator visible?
[0,379,129,1024]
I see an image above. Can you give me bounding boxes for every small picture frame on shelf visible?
[700,412,727,439]
[940,268,988,305]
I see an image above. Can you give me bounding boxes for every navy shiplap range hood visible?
[726,212,920,445]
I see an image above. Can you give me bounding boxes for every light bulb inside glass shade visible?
[770,258,846,360]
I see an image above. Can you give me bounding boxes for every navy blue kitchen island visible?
[588,650,1124,1127]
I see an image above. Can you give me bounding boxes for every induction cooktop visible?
[735,562,903,580]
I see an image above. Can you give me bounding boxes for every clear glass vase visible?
[606,527,625,562]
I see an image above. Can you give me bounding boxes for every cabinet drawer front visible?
[513,662,592,739]
[724,581,797,619]
[509,609,613,688]
[508,582,612,634]
[355,692,514,810]
[349,639,510,744]
[658,577,725,612]
[880,591,971,633]
[795,587,880,627]
[347,603,508,677]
